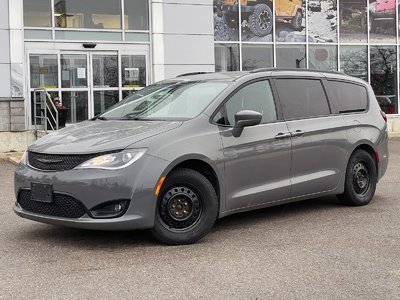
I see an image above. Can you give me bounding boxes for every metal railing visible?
[33,89,59,139]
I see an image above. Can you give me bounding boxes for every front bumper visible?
[13,153,170,230]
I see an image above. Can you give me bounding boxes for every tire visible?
[291,10,303,31]
[151,168,218,245]
[338,150,377,206]
[223,12,237,28]
[249,4,273,37]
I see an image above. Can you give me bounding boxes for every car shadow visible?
[15,195,347,248]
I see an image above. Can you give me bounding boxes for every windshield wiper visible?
[96,116,108,121]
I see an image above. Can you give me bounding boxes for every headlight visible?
[75,149,146,170]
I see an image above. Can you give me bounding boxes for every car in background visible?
[308,0,322,12]
[369,0,400,32]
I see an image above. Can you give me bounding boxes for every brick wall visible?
[0,98,25,132]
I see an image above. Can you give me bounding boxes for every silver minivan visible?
[14,69,389,245]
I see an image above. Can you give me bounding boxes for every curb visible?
[0,153,23,165]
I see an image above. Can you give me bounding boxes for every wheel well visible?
[256,0,272,5]
[352,144,379,173]
[169,160,220,202]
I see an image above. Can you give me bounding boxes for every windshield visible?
[99,81,229,120]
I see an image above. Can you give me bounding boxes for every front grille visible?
[28,151,101,171]
[18,190,87,218]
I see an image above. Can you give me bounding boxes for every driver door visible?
[214,79,292,211]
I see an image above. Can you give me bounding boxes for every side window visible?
[275,79,330,120]
[214,80,277,126]
[325,81,368,113]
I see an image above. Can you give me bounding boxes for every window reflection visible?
[370,46,398,114]
[54,0,122,29]
[339,45,368,81]
[124,0,148,30]
[339,0,367,42]
[30,54,58,89]
[24,0,52,27]
[276,44,306,68]
[308,45,337,71]
[242,45,273,71]
[214,44,240,72]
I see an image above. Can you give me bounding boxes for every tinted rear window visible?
[275,79,330,119]
[325,81,368,113]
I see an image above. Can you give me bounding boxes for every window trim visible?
[209,78,283,127]
[272,77,333,122]
[323,79,370,116]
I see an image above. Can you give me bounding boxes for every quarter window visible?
[275,79,330,119]
[214,80,277,126]
[325,81,368,113]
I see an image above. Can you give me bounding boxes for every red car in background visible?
[369,0,400,32]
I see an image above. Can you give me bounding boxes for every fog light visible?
[90,200,129,219]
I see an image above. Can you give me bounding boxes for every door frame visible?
[25,42,150,128]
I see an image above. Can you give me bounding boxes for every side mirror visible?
[232,110,262,137]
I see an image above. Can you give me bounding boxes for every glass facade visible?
[23,0,150,42]
[213,0,400,114]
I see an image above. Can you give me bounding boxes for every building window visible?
[24,0,52,27]
[369,0,396,44]
[276,44,306,68]
[214,44,240,72]
[241,44,273,71]
[339,0,367,43]
[54,0,122,29]
[124,0,149,30]
[340,45,368,81]
[308,45,337,71]
[370,46,398,114]
[213,0,239,41]
[308,0,337,43]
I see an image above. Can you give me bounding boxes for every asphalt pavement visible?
[1,140,400,299]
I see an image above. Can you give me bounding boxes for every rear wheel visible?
[151,168,218,245]
[338,150,377,206]
[291,10,303,31]
[249,4,273,37]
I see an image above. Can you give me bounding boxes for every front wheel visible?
[338,150,377,206]
[151,168,218,245]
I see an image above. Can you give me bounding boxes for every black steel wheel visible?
[151,168,218,245]
[159,186,203,231]
[338,149,377,206]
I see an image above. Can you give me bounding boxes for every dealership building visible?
[0,0,399,152]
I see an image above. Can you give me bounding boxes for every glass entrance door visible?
[60,54,89,123]
[28,50,148,127]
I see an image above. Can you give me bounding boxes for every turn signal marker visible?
[155,176,166,196]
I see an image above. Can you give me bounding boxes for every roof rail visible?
[249,68,345,75]
[177,72,211,77]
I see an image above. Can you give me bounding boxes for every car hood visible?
[29,120,183,154]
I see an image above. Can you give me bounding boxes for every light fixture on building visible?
[83,43,97,49]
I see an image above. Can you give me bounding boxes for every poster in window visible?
[369,0,396,44]
[275,0,306,42]
[241,1,274,42]
[308,0,337,42]
[125,68,140,82]
[214,0,239,41]
[339,0,367,42]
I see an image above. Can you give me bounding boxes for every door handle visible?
[275,132,291,139]
[291,130,305,137]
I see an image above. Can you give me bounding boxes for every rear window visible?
[275,79,331,119]
[325,81,368,113]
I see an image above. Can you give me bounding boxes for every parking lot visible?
[1,139,399,299]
